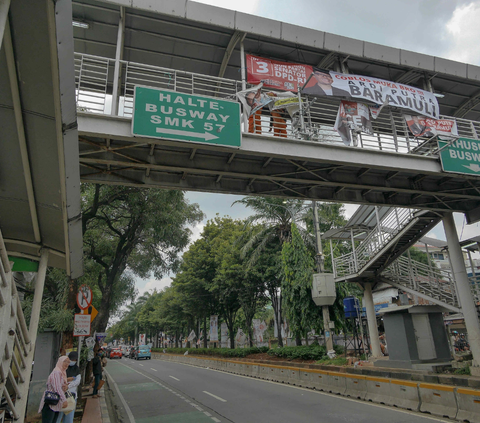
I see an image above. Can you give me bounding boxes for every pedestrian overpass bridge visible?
[3,0,480,419]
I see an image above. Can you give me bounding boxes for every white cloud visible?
[445,2,480,64]
[137,276,173,297]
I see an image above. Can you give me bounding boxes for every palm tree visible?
[233,197,311,347]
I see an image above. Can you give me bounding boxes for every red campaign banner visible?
[247,54,313,92]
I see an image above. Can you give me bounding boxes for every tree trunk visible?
[295,335,302,346]
[203,317,208,348]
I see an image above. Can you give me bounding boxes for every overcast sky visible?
[135,0,480,297]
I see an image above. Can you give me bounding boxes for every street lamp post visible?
[312,201,335,356]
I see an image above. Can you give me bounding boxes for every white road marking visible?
[204,412,212,416]
[150,368,157,372]
[212,418,221,423]
[138,364,143,366]
[169,375,180,381]
[104,369,136,423]
[203,391,227,402]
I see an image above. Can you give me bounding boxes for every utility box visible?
[311,273,336,306]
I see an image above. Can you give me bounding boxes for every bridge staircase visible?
[333,207,443,281]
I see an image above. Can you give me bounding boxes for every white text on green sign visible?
[439,138,480,175]
[132,87,241,147]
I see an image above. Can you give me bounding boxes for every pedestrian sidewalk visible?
[81,387,110,422]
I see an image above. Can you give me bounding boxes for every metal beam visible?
[453,90,480,118]
[111,6,125,116]
[218,30,246,78]
[0,0,10,51]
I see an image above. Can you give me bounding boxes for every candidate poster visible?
[334,101,373,146]
[236,83,273,118]
[246,55,439,119]
[247,54,312,91]
[209,315,218,342]
[235,328,246,345]
[139,333,146,345]
[404,115,458,138]
[187,330,196,342]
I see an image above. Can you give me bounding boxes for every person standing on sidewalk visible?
[56,351,81,423]
[38,356,69,423]
[92,350,103,398]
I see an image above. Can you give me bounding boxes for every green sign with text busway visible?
[132,86,241,147]
[439,138,480,176]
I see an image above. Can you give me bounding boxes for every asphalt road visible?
[105,357,449,423]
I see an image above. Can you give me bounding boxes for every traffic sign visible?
[132,86,241,147]
[439,138,480,176]
[76,285,92,310]
[73,314,91,337]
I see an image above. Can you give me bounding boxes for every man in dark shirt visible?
[303,68,351,98]
[92,350,103,398]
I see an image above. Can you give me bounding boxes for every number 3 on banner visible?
[254,61,270,75]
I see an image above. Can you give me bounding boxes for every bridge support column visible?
[363,283,382,358]
[444,213,480,369]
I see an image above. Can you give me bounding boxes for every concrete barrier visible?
[310,370,330,391]
[298,369,316,389]
[344,374,367,400]
[365,376,392,405]
[455,388,480,423]
[326,371,346,395]
[389,379,420,411]
[419,383,457,419]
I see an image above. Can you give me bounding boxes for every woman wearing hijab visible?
[92,349,104,398]
[56,351,81,423]
[38,356,69,423]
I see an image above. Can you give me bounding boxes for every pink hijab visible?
[54,356,69,385]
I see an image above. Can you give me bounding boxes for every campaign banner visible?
[220,323,228,344]
[187,330,196,342]
[246,55,439,119]
[404,115,458,138]
[209,315,218,342]
[236,328,246,345]
[236,83,273,118]
[334,101,373,146]
[253,319,267,343]
[139,334,146,345]
[247,54,312,91]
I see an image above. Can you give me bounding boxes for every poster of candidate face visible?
[404,115,458,138]
[236,83,273,117]
[209,315,218,342]
[334,101,373,146]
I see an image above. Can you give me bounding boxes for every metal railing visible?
[74,52,480,157]
[0,229,48,422]
[382,255,459,308]
[333,208,417,277]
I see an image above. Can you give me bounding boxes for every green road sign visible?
[439,138,480,176]
[132,86,241,147]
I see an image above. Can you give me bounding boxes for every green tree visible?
[281,223,320,345]
[82,184,203,331]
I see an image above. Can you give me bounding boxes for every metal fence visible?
[74,53,480,158]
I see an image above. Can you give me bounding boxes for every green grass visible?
[316,357,349,366]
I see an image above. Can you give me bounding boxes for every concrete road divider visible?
[310,370,329,391]
[389,379,420,411]
[344,374,367,400]
[365,376,392,405]
[455,388,480,423]
[419,383,457,419]
[326,371,346,395]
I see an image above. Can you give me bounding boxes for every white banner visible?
[334,101,373,146]
[236,328,246,345]
[303,68,439,119]
[210,315,218,342]
[187,330,196,342]
[221,323,228,344]
[139,334,146,345]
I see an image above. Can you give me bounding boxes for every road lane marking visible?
[104,369,135,423]
[212,419,221,423]
[203,391,227,402]
[138,364,143,366]
[204,412,212,416]
[151,368,157,372]
[169,375,180,381]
